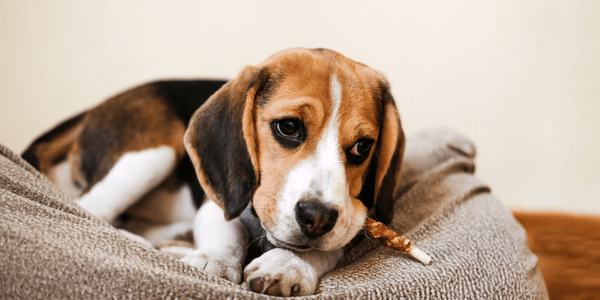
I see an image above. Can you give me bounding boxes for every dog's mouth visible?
[265,231,312,252]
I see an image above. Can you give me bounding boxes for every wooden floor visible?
[513,211,600,300]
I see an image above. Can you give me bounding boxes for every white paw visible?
[244,248,318,296]
[181,249,242,283]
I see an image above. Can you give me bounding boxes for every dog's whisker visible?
[249,234,264,247]
[246,233,266,253]
[259,232,268,252]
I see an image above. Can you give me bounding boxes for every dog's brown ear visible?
[184,66,267,220]
[358,79,405,224]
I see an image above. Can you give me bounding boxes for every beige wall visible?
[1,1,599,213]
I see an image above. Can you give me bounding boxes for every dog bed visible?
[0,129,549,299]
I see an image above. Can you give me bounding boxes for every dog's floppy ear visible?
[358,79,405,224]
[184,66,268,220]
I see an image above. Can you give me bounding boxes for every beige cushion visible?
[0,129,548,299]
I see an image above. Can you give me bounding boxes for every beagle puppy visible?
[22,48,405,296]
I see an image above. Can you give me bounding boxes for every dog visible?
[22,48,405,296]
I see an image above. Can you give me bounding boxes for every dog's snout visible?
[295,200,338,237]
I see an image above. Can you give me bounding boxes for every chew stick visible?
[364,218,432,265]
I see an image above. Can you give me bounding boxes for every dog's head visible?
[185,48,404,252]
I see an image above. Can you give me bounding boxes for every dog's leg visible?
[76,146,177,225]
[181,199,249,283]
[244,248,344,296]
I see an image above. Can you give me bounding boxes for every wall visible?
[1,1,598,213]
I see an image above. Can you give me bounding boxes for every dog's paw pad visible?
[181,249,242,283]
[244,249,317,296]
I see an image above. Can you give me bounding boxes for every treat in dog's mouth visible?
[364,218,432,265]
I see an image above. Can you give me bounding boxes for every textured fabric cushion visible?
[0,129,549,299]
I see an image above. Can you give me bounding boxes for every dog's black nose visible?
[295,200,338,237]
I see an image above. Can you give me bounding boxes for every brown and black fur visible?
[22,79,228,208]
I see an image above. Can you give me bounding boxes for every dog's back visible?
[21,80,226,241]
[22,79,226,201]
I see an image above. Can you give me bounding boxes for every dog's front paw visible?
[181,249,242,283]
[244,248,318,296]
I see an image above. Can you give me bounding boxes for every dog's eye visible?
[271,118,306,149]
[347,138,374,165]
[349,139,374,156]
[277,119,300,138]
